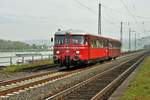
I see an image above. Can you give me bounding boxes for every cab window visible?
[72,36,84,44]
[55,35,64,45]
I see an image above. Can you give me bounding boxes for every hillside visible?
[0,39,49,51]
[24,39,53,46]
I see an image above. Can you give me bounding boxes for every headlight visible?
[76,51,80,54]
[56,51,60,54]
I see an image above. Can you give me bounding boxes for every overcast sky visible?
[0,0,150,41]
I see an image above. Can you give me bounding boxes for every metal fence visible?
[0,54,53,66]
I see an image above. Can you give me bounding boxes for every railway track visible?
[0,63,104,98]
[46,54,145,100]
[0,68,82,97]
[0,51,145,99]
[23,64,59,72]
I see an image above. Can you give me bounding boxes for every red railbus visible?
[53,29,121,68]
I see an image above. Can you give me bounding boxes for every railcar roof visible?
[55,29,87,35]
[55,29,120,42]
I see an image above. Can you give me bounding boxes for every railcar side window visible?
[115,41,121,48]
[72,36,84,44]
[55,35,65,45]
[100,39,104,48]
[109,42,112,48]
[109,41,121,48]
[103,40,108,47]
[91,40,97,48]
[96,40,101,48]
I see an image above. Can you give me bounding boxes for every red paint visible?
[53,32,121,67]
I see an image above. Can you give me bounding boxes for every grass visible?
[0,59,53,73]
[120,56,150,100]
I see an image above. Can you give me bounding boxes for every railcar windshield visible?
[72,36,84,44]
[55,35,84,45]
[55,35,65,45]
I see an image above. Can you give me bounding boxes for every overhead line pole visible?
[143,21,145,35]
[120,22,123,43]
[98,3,101,35]
[135,33,137,50]
[129,28,131,51]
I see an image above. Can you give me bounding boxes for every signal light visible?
[76,51,80,54]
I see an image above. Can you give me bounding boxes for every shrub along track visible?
[0,51,145,99]
[45,53,145,100]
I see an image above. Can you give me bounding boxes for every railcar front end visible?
[52,29,121,69]
[53,31,89,68]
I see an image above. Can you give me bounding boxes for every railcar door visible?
[89,37,97,59]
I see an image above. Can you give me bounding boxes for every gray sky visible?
[0,0,150,41]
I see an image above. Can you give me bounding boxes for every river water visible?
[0,51,53,66]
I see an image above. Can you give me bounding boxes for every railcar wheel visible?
[113,57,116,60]
[108,58,112,61]
[66,65,70,69]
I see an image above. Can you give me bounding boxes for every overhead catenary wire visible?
[73,0,150,39]
[120,0,137,23]
[73,0,119,26]
[74,0,150,24]
[74,0,144,25]
[102,5,123,22]
[102,0,150,37]
[102,5,125,15]
[73,0,97,14]
[136,16,150,19]
[102,4,150,20]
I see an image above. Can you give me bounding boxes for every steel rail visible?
[0,72,66,96]
[0,51,137,87]
[45,55,142,100]
[0,52,144,98]
[0,50,143,87]
[0,62,105,97]
[91,56,144,100]
[0,64,58,86]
